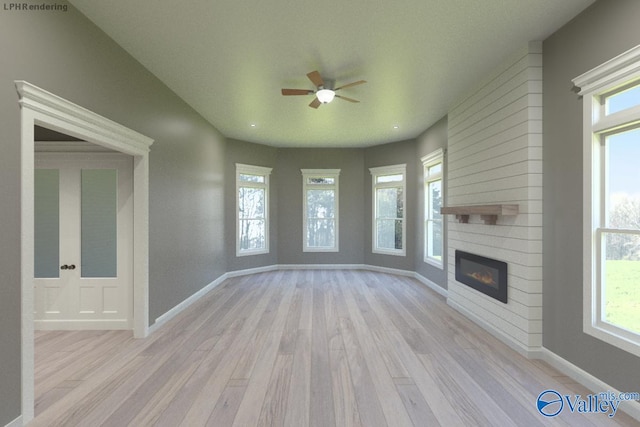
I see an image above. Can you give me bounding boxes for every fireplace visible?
[455,250,507,303]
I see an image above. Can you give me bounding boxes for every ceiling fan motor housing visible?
[319,79,334,90]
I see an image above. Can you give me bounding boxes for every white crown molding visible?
[572,44,640,95]
[236,163,273,176]
[15,81,153,156]
[301,169,341,176]
[35,140,116,153]
[420,148,444,165]
[369,163,406,176]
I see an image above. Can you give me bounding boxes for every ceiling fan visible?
[281,70,366,109]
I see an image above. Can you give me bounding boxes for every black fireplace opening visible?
[455,250,507,303]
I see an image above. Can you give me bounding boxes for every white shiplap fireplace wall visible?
[446,42,543,356]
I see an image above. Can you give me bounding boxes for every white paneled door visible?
[34,153,133,330]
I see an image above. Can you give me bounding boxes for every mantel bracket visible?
[442,204,518,225]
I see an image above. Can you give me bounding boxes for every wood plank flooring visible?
[32,270,638,426]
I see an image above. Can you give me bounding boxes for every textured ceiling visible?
[68,0,594,148]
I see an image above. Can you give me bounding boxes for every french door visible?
[34,153,133,330]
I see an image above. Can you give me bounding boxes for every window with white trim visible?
[422,150,443,268]
[236,164,271,256]
[370,164,406,256]
[573,44,640,357]
[302,169,339,252]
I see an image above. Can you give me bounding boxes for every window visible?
[573,45,640,357]
[236,164,272,256]
[302,169,339,252]
[370,164,406,256]
[422,150,444,268]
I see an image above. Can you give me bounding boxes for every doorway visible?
[34,153,133,330]
[17,81,153,424]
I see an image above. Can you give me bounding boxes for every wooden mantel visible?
[440,204,519,225]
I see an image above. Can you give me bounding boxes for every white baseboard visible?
[148,263,449,337]
[274,263,449,298]
[447,299,543,358]
[540,348,640,422]
[4,415,22,427]
[149,274,228,335]
[413,272,448,298]
[447,298,639,422]
[145,263,638,423]
[363,263,414,276]
[276,263,367,270]
[225,264,279,278]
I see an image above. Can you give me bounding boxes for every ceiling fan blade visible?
[282,88,313,96]
[334,80,367,91]
[307,70,324,88]
[335,94,359,103]
[309,97,322,109]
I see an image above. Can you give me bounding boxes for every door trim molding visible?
[16,80,153,424]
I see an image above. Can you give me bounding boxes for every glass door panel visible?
[81,169,117,278]
[34,169,60,278]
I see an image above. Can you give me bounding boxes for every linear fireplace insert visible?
[455,250,507,303]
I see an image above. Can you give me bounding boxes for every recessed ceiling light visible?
[250,123,257,128]
[393,125,399,129]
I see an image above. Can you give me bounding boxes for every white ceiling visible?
[69,0,594,148]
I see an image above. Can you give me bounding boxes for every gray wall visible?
[0,2,226,423]
[225,139,279,271]
[364,139,418,271]
[8,1,638,424]
[226,133,453,281]
[276,148,365,265]
[543,0,640,392]
[415,116,448,289]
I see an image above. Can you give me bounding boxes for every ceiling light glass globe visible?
[316,89,335,103]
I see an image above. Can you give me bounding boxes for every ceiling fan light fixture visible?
[316,88,335,104]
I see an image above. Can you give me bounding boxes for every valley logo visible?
[537,389,640,418]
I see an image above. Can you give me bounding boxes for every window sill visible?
[424,258,443,269]
[372,248,406,257]
[236,249,269,257]
[303,247,339,253]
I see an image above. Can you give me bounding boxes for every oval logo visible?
[537,390,564,417]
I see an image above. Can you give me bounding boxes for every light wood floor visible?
[32,270,637,426]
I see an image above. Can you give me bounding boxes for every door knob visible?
[60,264,76,270]
[68,264,76,270]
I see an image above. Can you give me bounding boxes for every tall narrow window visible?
[236,164,272,256]
[597,126,640,339]
[422,150,443,268]
[302,169,340,252]
[573,45,640,357]
[370,164,406,256]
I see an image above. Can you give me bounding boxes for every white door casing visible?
[17,81,153,424]
[34,153,133,330]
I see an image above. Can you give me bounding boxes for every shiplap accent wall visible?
[446,42,543,355]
